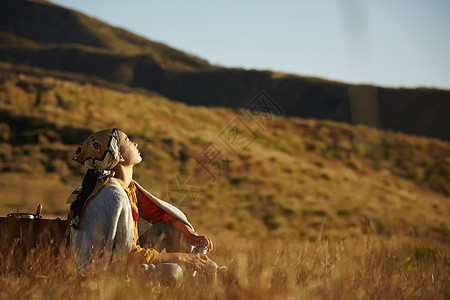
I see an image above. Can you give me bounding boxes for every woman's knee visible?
[139,221,191,252]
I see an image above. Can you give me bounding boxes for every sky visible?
[50,0,450,90]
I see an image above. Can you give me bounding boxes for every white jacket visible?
[70,178,193,273]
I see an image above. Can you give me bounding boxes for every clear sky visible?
[50,0,450,90]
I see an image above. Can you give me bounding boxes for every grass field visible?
[0,234,448,299]
[0,66,449,298]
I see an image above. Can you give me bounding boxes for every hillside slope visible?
[0,0,449,141]
[157,70,450,140]
[0,0,212,70]
[0,64,448,243]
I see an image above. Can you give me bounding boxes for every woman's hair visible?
[69,169,98,229]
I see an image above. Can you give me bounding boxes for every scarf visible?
[67,129,121,228]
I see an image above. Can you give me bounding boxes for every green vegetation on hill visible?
[0,64,448,244]
[1,0,449,142]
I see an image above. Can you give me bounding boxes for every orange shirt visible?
[116,179,177,265]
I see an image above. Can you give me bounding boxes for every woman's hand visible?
[170,219,214,252]
[188,233,214,252]
[176,253,208,271]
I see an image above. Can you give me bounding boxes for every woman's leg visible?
[137,221,189,287]
[139,221,192,253]
[139,221,226,283]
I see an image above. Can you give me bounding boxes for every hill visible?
[0,0,212,71]
[0,0,449,141]
[0,63,449,244]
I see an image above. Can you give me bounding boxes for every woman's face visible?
[117,130,142,166]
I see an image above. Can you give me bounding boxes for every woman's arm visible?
[133,182,213,251]
[170,219,214,251]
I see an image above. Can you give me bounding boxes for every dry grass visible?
[0,234,448,299]
[0,173,76,218]
[0,67,449,298]
[0,69,449,243]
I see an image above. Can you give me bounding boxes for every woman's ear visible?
[119,154,126,163]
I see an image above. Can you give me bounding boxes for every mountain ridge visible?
[0,0,449,141]
[0,0,212,70]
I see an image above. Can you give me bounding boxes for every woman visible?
[67,129,213,284]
